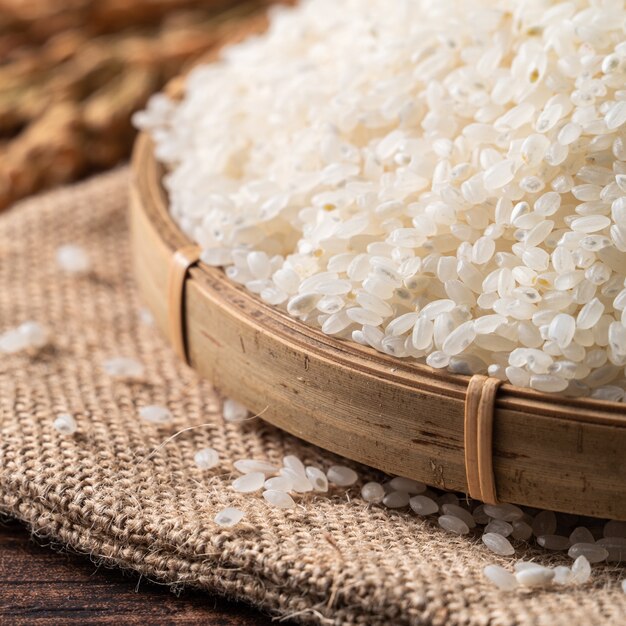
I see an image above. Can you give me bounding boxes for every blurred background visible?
[0,0,290,212]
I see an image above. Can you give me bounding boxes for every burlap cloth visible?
[0,168,624,626]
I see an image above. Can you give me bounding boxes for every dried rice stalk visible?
[0,0,284,211]
[0,0,238,43]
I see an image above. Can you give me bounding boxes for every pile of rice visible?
[136,0,626,398]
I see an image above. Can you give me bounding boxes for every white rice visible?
[138,0,626,396]
[207,442,623,590]
[0,321,49,355]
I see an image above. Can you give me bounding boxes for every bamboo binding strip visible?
[464,375,502,505]
[167,244,201,364]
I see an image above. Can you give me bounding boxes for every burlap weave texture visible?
[0,168,625,625]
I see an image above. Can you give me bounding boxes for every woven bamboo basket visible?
[130,129,626,522]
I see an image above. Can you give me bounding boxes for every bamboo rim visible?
[134,133,626,426]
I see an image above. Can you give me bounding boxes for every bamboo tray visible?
[130,131,626,521]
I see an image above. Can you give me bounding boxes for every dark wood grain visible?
[0,519,284,625]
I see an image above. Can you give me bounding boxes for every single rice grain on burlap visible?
[0,168,624,626]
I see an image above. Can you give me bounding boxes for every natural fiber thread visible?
[464,375,502,505]
[1,169,626,626]
[167,244,201,364]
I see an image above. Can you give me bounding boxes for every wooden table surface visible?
[0,518,287,625]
